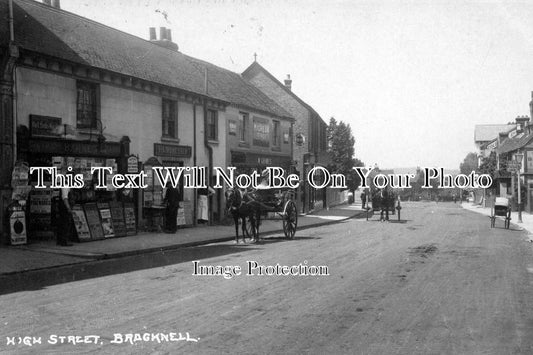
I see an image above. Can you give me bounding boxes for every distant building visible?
[242,62,329,213]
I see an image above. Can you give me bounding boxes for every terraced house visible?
[0,0,293,242]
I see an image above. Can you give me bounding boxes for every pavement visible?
[461,201,533,239]
[0,202,370,276]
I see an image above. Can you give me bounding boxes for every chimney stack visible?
[284,74,292,91]
[159,27,167,41]
[148,26,179,51]
[149,27,156,41]
[516,115,530,133]
[529,91,533,121]
[51,0,60,8]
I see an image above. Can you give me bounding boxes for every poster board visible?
[71,205,91,242]
[109,201,126,237]
[177,207,186,226]
[182,200,193,226]
[97,202,115,238]
[83,203,104,240]
[10,210,27,245]
[124,202,137,236]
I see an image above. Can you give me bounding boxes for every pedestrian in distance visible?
[361,190,366,209]
[380,188,390,222]
[57,185,75,246]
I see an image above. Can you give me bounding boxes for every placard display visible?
[10,210,27,245]
[97,202,115,238]
[83,203,104,240]
[71,205,91,241]
[109,201,126,237]
[124,202,137,236]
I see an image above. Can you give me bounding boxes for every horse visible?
[225,188,262,244]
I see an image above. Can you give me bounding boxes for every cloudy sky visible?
[61,0,533,169]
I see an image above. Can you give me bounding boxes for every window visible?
[207,109,218,140]
[239,112,249,142]
[76,81,98,129]
[272,120,280,146]
[228,120,237,135]
[253,117,270,147]
[162,99,177,138]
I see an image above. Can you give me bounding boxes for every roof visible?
[184,56,292,120]
[496,131,533,154]
[242,61,327,126]
[2,0,291,118]
[474,124,516,143]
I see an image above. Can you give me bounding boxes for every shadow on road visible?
[0,243,262,296]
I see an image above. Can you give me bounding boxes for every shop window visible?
[76,81,98,129]
[239,112,249,142]
[162,99,178,138]
[272,120,280,147]
[207,109,218,141]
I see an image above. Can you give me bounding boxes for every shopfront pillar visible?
[0,44,18,241]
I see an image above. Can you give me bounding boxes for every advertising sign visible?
[10,210,27,245]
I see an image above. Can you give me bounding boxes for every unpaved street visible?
[2,202,533,354]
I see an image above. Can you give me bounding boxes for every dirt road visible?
[1,202,533,354]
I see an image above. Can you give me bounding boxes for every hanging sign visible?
[127,155,139,173]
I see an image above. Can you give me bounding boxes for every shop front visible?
[144,143,194,229]
[230,151,292,175]
[15,122,133,244]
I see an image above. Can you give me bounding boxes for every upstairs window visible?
[207,109,218,141]
[272,120,280,147]
[76,81,98,129]
[239,112,249,142]
[162,99,177,138]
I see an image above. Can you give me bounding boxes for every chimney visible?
[530,91,533,121]
[284,74,292,91]
[149,27,156,41]
[516,115,530,133]
[43,0,51,5]
[51,0,60,8]
[149,26,179,52]
[159,27,167,41]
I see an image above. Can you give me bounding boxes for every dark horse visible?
[225,188,262,244]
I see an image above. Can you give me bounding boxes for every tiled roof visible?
[496,131,533,154]
[242,61,327,126]
[474,124,516,143]
[184,56,292,119]
[2,0,291,118]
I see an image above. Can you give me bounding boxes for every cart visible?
[243,188,298,240]
[490,197,511,229]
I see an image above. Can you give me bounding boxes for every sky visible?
[59,0,533,170]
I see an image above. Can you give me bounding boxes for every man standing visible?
[57,186,74,246]
[164,185,181,233]
[360,190,366,209]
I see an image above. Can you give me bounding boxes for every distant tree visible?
[460,152,479,175]
[327,117,363,191]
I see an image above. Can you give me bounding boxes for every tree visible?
[459,152,479,175]
[327,117,363,191]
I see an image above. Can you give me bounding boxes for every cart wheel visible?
[283,200,298,239]
[243,216,258,240]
